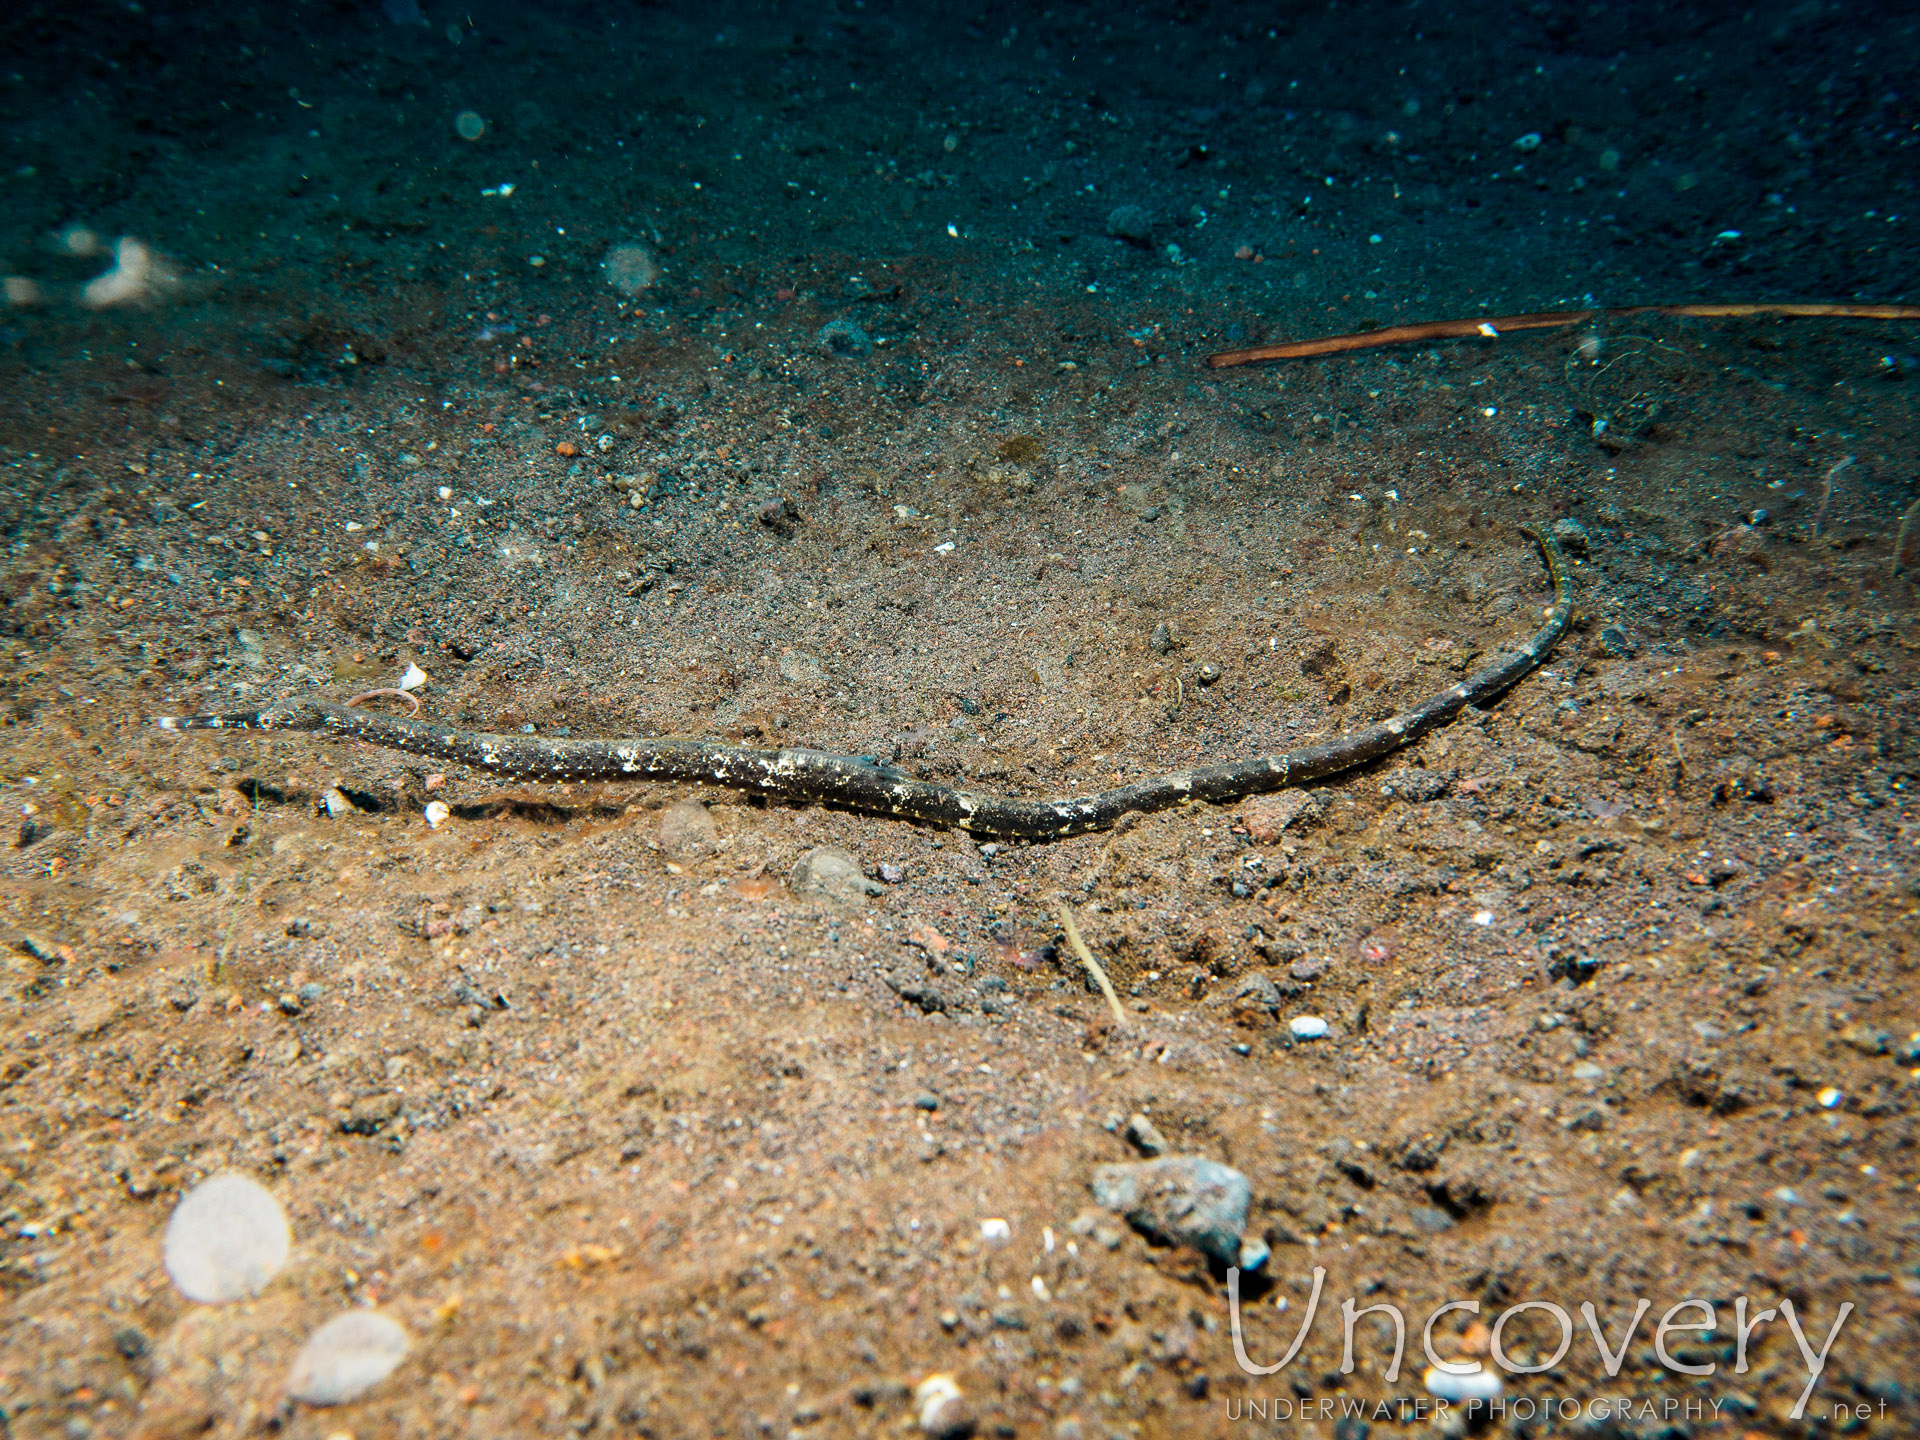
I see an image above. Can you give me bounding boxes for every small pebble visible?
[1378,768,1449,803]
[817,318,874,357]
[1123,1112,1168,1157]
[321,788,352,819]
[1240,790,1319,841]
[789,845,884,901]
[398,663,428,691]
[1230,974,1282,1016]
[1550,517,1591,557]
[1090,1155,1250,1265]
[879,862,906,884]
[1817,1086,1843,1109]
[914,1092,940,1111]
[1570,1060,1605,1081]
[979,1217,1012,1245]
[1105,203,1154,244]
[603,241,662,295]
[163,1172,291,1303]
[1595,623,1635,657]
[915,1373,975,1439]
[286,1310,411,1406]
[1839,1023,1890,1057]
[1424,1364,1502,1402]
[423,800,450,830]
[1289,1015,1329,1040]
[658,799,719,861]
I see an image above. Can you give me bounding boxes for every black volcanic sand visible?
[1,3,1916,1437]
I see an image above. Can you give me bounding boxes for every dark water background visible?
[3,0,1913,376]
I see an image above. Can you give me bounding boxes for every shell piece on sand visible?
[162,1171,292,1303]
[286,1310,412,1405]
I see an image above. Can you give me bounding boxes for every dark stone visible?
[1090,1156,1251,1265]
[1105,203,1154,244]
[112,1326,150,1361]
[1595,624,1636,657]
[757,496,802,535]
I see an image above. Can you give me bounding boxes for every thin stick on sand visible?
[1205,302,1920,368]
[1895,499,1920,582]
[1059,904,1130,1030]
[1812,455,1856,541]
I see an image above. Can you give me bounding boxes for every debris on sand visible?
[286,1310,411,1405]
[818,318,875,357]
[658,798,719,861]
[790,845,884,901]
[1105,203,1154,245]
[603,242,663,296]
[1124,1112,1169,1156]
[162,1172,291,1304]
[80,237,179,308]
[1090,1155,1251,1266]
[915,1372,976,1438]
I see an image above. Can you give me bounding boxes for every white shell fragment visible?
[398,663,428,691]
[322,788,352,819]
[979,1217,1012,1246]
[286,1309,411,1406]
[915,1373,973,1437]
[423,800,451,830]
[1289,1015,1330,1040]
[1424,1364,1503,1401]
[163,1171,291,1303]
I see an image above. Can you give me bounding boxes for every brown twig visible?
[1206,302,1920,368]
